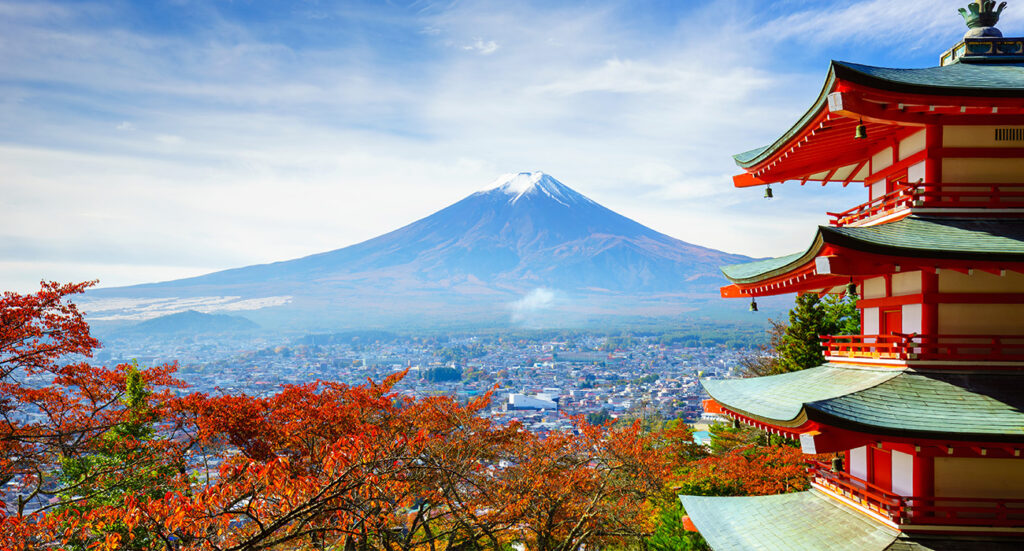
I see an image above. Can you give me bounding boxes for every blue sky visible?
[2,0,1016,292]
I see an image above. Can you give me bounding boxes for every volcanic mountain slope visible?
[84,173,754,328]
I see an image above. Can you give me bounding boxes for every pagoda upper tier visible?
[733,57,1024,189]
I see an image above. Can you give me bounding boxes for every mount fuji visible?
[83,173,755,330]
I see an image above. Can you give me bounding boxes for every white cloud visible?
[0,0,968,292]
[509,288,558,323]
[531,57,773,97]
[756,0,962,48]
[463,38,498,55]
[154,134,182,145]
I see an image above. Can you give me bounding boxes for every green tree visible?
[821,291,860,336]
[56,363,182,551]
[648,505,710,551]
[745,291,861,376]
[586,409,613,426]
[776,293,831,373]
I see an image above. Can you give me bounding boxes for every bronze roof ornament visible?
[959,0,1008,37]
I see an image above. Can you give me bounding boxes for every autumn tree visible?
[1,282,683,551]
[491,419,674,551]
[0,282,184,550]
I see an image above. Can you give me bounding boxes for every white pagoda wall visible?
[935,457,1024,499]
[891,450,914,497]
[942,125,1024,184]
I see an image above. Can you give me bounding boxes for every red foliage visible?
[0,282,686,550]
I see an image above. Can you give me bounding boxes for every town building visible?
[681,2,1024,549]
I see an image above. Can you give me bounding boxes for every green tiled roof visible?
[834,61,1024,98]
[680,490,900,550]
[701,364,898,426]
[703,365,1024,440]
[733,145,771,165]
[720,251,808,283]
[719,217,1024,284]
[824,217,1024,261]
[811,371,1024,441]
[734,59,1024,169]
[680,490,1024,550]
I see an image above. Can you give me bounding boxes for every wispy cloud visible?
[463,38,498,55]
[0,0,988,292]
[509,288,558,324]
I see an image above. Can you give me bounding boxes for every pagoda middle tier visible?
[721,217,1024,369]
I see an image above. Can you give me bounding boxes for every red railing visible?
[808,460,903,521]
[808,460,1024,528]
[828,184,915,227]
[820,333,1024,362]
[828,182,1024,227]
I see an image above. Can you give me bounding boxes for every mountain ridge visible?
[83,172,755,329]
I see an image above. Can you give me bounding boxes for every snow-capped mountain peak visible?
[488,171,587,207]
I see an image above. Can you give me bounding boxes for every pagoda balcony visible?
[827,182,1024,227]
[808,460,1024,530]
[820,333,1024,364]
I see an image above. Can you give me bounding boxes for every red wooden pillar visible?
[923,125,942,205]
[911,452,935,521]
[872,446,893,491]
[913,453,934,497]
[922,270,939,338]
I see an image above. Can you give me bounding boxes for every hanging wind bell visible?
[764,185,773,199]
[846,278,857,297]
[749,298,758,312]
[855,119,868,139]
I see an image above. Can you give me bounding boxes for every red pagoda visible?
[681,2,1024,549]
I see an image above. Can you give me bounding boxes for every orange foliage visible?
[1,282,677,550]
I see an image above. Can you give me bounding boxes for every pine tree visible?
[773,291,859,373]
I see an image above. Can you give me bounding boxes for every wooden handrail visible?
[828,181,1024,227]
[807,461,1024,527]
[820,333,1024,362]
[807,460,902,504]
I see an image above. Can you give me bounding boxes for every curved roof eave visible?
[699,364,899,429]
[733,63,838,169]
[733,60,1024,170]
[721,217,1024,286]
[680,491,903,551]
[720,232,824,285]
[704,365,1024,443]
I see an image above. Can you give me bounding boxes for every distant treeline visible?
[294,323,770,350]
[299,330,400,346]
[423,366,461,382]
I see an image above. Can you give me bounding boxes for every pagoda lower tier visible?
[684,364,1024,547]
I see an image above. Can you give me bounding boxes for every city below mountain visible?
[82,172,760,331]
